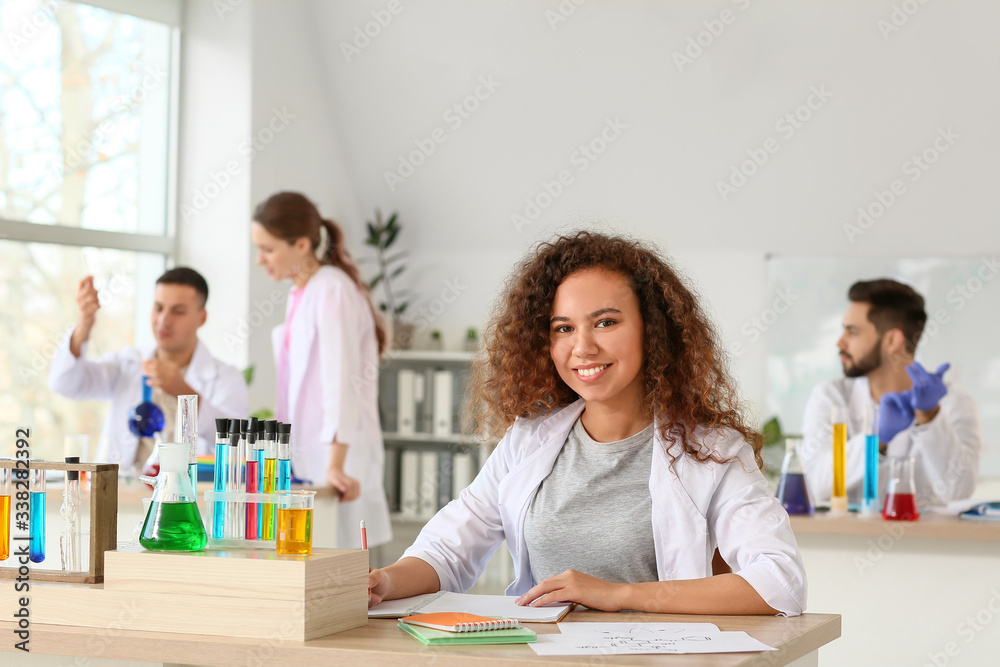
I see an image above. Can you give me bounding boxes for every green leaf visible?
[394,303,408,315]
[366,221,377,242]
[761,416,783,447]
[386,212,399,230]
[384,226,400,248]
[369,274,384,290]
[250,407,274,420]
[242,365,255,386]
[379,303,388,312]
[391,265,406,278]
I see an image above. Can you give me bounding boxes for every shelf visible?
[384,349,475,363]
[382,431,481,446]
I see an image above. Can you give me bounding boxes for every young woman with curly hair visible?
[367,231,806,616]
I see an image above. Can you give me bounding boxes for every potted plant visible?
[364,209,414,349]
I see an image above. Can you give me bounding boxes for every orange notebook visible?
[400,612,522,633]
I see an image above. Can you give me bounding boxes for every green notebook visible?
[398,622,537,645]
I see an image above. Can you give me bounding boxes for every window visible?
[0,0,178,462]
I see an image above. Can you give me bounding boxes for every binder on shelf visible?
[419,367,435,433]
[437,450,454,511]
[400,450,420,518]
[418,450,438,519]
[397,369,417,436]
[384,447,401,514]
[452,451,476,500]
[432,370,454,437]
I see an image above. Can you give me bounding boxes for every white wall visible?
[304,0,999,420]
[180,0,999,431]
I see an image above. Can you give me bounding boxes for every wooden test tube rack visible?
[0,459,119,584]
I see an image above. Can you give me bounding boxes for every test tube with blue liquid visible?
[212,418,229,539]
[862,403,880,515]
[277,422,292,494]
[29,466,45,563]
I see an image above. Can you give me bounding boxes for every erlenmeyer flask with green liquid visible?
[140,442,207,551]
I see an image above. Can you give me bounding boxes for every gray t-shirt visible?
[522,418,658,585]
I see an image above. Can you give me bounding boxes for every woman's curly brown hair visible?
[467,231,763,467]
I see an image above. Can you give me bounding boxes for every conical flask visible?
[140,442,207,551]
[128,375,165,437]
[776,438,813,515]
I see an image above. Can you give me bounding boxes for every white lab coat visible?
[403,400,807,616]
[800,377,981,509]
[272,265,392,549]
[48,332,249,466]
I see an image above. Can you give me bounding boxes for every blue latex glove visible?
[906,361,950,412]
[879,390,914,443]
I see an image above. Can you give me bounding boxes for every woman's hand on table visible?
[515,569,628,612]
[368,567,391,607]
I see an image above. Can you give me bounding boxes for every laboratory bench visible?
[789,510,1000,666]
[0,609,840,667]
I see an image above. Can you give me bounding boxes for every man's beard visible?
[842,341,882,378]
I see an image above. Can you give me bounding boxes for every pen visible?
[361,519,370,601]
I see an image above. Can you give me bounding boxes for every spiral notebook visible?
[401,612,521,632]
[369,591,574,623]
[398,622,537,646]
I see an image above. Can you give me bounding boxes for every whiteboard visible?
[765,256,1000,477]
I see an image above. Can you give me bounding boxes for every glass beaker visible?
[883,457,920,521]
[277,491,315,556]
[776,438,813,515]
[140,442,207,551]
[175,395,199,495]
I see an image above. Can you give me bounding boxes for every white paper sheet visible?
[529,623,775,656]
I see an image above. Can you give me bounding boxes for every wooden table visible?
[0,610,840,666]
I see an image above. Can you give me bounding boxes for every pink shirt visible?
[276,284,307,422]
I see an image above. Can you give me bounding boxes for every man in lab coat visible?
[49,267,249,471]
[800,279,981,509]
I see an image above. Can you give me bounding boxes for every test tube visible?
[29,466,45,563]
[1,465,11,561]
[862,404,880,515]
[212,418,229,540]
[830,405,848,515]
[277,423,292,494]
[245,418,260,540]
[226,419,243,540]
[262,424,278,541]
[59,456,82,571]
[176,395,199,496]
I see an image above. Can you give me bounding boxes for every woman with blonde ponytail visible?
[251,191,391,550]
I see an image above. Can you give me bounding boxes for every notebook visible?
[398,622,537,645]
[401,612,521,632]
[369,591,574,623]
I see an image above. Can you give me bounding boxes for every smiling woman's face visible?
[548,268,645,411]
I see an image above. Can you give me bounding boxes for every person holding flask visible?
[251,192,392,551]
